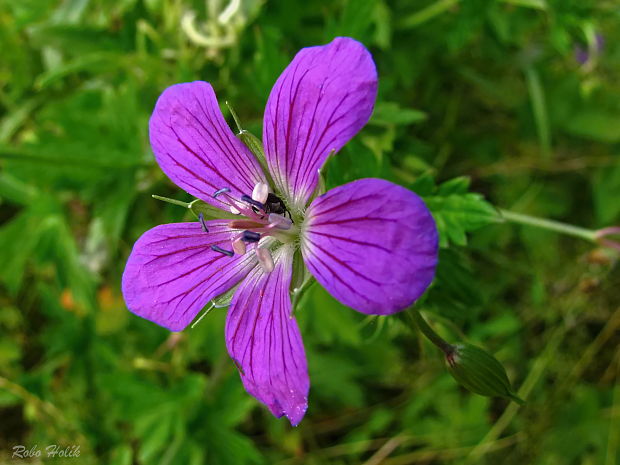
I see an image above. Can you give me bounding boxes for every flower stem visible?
[499,209,597,242]
[410,310,454,355]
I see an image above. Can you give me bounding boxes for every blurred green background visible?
[1,0,619,464]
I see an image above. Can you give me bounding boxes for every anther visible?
[256,247,274,272]
[241,194,265,210]
[229,219,264,230]
[252,182,269,204]
[198,213,209,232]
[210,245,234,257]
[232,237,246,255]
[213,187,231,198]
[268,213,292,230]
[242,231,261,243]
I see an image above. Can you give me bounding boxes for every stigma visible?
[207,182,293,272]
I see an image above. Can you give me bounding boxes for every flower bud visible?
[594,226,620,252]
[445,343,524,404]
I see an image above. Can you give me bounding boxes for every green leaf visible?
[0,209,45,293]
[562,110,620,143]
[329,0,378,41]
[35,52,123,89]
[424,178,499,247]
[370,101,427,126]
[437,176,471,195]
[525,66,551,158]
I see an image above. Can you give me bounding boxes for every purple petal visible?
[150,81,267,207]
[122,221,257,331]
[225,246,309,426]
[301,178,438,315]
[263,37,377,208]
[574,45,589,65]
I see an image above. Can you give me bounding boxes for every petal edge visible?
[122,221,257,331]
[150,81,266,207]
[225,245,309,425]
[301,178,438,314]
[263,37,377,208]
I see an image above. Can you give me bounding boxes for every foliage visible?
[0,0,619,464]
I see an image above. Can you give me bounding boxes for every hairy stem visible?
[499,209,597,242]
[410,310,454,354]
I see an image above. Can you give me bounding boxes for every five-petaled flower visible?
[122,37,438,426]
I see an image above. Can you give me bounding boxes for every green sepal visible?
[152,195,238,221]
[308,149,335,202]
[225,101,273,185]
[151,194,190,208]
[290,248,308,291]
[239,130,267,168]
[212,283,240,308]
[446,343,525,404]
[291,278,317,315]
[290,251,316,314]
[188,199,239,220]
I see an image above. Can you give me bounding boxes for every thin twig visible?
[361,436,405,465]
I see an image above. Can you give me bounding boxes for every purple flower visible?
[575,33,605,66]
[122,37,438,425]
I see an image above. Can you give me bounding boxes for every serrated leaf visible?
[410,173,437,197]
[425,189,498,247]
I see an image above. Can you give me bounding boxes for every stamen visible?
[252,182,269,204]
[210,188,249,217]
[198,213,209,232]
[241,194,265,210]
[256,247,274,272]
[214,189,266,221]
[232,237,246,255]
[268,213,292,230]
[242,231,260,243]
[220,193,250,217]
[210,245,234,257]
[213,187,231,198]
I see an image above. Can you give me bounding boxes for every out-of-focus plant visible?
[0,0,618,464]
[182,0,264,59]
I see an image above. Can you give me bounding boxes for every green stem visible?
[410,310,454,354]
[499,209,597,242]
[400,0,460,29]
